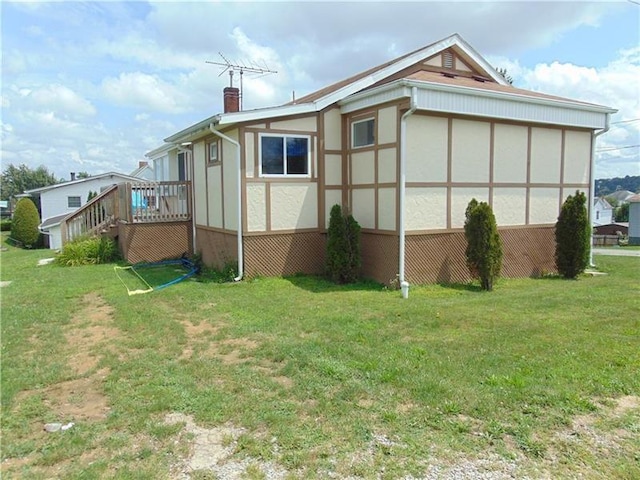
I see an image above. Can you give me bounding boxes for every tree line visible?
[595,176,640,197]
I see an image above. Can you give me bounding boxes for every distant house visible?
[629,195,640,246]
[146,33,616,285]
[25,172,142,249]
[607,189,635,204]
[593,197,614,226]
[129,161,155,181]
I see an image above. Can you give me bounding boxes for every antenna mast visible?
[206,52,277,111]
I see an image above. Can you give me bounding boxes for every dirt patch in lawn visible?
[164,412,288,480]
[179,319,222,360]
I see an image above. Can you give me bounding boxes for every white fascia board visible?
[24,173,140,194]
[452,37,508,86]
[145,143,175,159]
[340,79,616,129]
[217,103,316,126]
[164,115,219,144]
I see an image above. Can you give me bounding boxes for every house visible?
[629,195,640,246]
[593,197,614,226]
[606,189,635,205]
[129,161,155,181]
[26,172,142,249]
[146,33,616,286]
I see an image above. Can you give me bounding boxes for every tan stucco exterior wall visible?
[193,141,208,226]
[451,119,491,183]
[493,123,528,183]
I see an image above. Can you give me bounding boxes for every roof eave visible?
[339,78,616,129]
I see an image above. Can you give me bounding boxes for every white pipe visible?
[209,123,244,281]
[399,86,418,295]
[589,113,611,267]
[176,144,197,255]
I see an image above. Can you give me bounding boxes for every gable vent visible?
[443,51,454,69]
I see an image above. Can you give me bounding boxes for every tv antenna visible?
[206,52,277,111]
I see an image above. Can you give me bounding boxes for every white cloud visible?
[29,84,97,117]
[102,72,190,114]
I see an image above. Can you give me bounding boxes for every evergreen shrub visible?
[464,199,503,291]
[555,190,590,279]
[10,198,41,247]
[326,204,361,284]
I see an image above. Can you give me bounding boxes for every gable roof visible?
[607,190,636,203]
[25,172,140,195]
[594,197,613,209]
[130,163,154,178]
[160,33,615,147]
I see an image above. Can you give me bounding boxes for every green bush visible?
[56,236,120,266]
[198,260,238,283]
[326,204,361,284]
[555,190,590,279]
[10,198,41,247]
[464,199,503,291]
[0,219,11,231]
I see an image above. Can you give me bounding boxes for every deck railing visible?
[61,181,192,245]
[119,181,192,223]
[61,184,119,244]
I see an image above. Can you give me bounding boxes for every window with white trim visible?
[352,118,375,148]
[67,196,81,208]
[208,140,219,163]
[259,133,310,176]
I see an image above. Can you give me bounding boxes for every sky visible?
[1,1,639,182]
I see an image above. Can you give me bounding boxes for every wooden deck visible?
[61,181,192,244]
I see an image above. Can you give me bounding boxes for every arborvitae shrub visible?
[555,190,590,279]
[326,204,361,284]
[11,198,41,247]
[464,199,503,291]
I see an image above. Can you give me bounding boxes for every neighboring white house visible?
[130,161,155,180]
[593,197,614,226]
[25,172,142,249]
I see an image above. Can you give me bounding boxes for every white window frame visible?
[208,140,219,164]
[67,196,81,208]
[258,133,311,178]
[351,117,375,148]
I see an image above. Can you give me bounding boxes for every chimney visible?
[139,161,148,168]
[223,87,240,113]
[70,172,76,181]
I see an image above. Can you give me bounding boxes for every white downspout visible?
[176,144,197,255]
[209,123,244,281]
[399,86,418,298]
[589,113,611,267]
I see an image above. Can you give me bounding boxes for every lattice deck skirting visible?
[244,232,326,278]
[405,226,557,285]
[119,221,192,264]
[160,226,557,287]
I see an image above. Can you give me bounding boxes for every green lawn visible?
[1,239,639,479]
